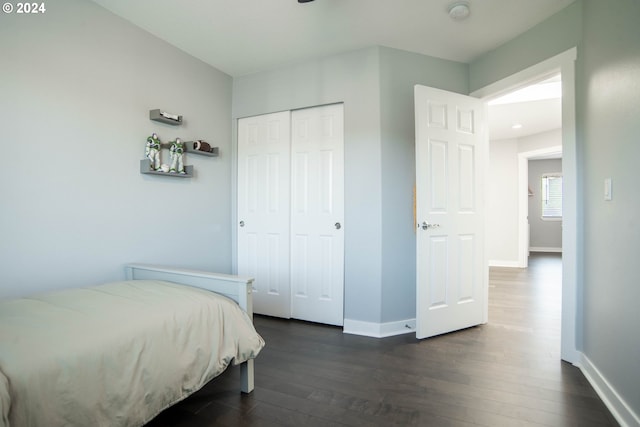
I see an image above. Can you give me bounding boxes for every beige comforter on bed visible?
[0,280,264,427]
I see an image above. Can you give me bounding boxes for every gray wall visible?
[580,0,640,416]
[233,47,384,323]
[233,46,468,324]
[469,1,582,93]
[471,0,640,417]
[378,47,468,322]
[0,0,233,298]
[528,159,562,250]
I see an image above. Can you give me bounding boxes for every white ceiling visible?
[90,0,569,139]
[90,0,575,77]
[488,74,562,141]
[488,97,562,141]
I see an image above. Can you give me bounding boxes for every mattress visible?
[0,280,264,427]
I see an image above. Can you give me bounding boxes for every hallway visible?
[489,252,563,360]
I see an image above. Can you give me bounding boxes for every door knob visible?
[421,221,440,230]
[335,222,342,230]
[239,220,245,227]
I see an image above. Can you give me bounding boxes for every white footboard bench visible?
[124,263,257,393]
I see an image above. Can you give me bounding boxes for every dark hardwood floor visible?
[147,253,618,426]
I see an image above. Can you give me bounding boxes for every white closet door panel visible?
[290,104,344,326]
[237,111,291,318]
[238,105,344,326]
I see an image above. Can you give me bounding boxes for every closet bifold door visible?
[290,104,344,326]
[237,104,345,326]
[237,111,292,318]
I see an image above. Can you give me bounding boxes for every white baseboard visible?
[489,259,522,268]
[529,246,562,253]
[343,318,416,338]
[578,352,640,427]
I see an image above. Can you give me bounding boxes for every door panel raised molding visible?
[238,111,292,318]
[237,104,345,326]
[415,85,487,339]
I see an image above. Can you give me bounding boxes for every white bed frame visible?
[124,263,256,393]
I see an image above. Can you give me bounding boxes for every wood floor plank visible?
[146,253,618,426]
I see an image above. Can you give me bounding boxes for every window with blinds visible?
[541,173,563,219]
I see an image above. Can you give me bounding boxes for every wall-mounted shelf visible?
[156,141,218,157]
[185,144,219,157]
[144,109,217,178]
[149,109,182,125]
[140,159,193,178]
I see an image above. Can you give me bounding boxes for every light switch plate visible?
[604,178,612,201]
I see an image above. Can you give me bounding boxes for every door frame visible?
[518,145,563,269]
[471,47,579,364]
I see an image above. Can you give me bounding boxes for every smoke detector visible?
[448,2,470,20]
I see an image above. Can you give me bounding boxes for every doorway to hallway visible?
[474,47,577,363]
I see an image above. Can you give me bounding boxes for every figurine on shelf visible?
[145,133,162,170]
[169,138,185,173]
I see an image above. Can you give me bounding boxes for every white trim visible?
[578,353,640,427]
[529,247,562,253]
[470,48,577,100]
[472,47,579,365]
[343,318,416,338]
[488,260,522,268]
[231,119,239,275]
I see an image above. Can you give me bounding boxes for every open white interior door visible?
[415,85,488,339]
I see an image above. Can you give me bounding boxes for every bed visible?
[0,264,264,427]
